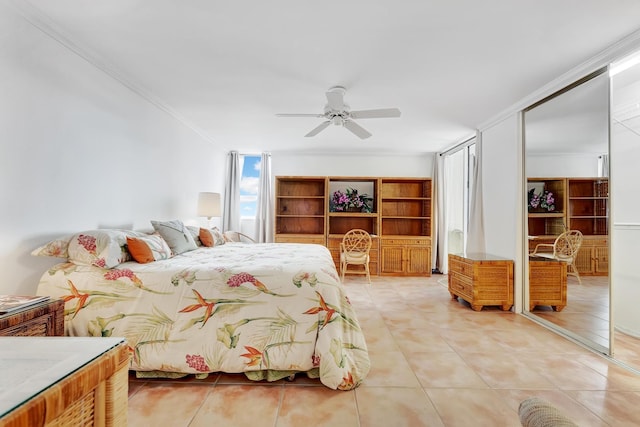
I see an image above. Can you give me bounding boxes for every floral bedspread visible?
[36,243,370,390]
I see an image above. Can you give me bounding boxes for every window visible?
[239,155,261,218]
[444,140,476,254]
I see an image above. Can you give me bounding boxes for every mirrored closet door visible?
[523,69,611,356]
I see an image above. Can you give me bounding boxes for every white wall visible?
[526,153,600,177]
[611,115,640,338]
[0,4,226,294]
[479,115,521,259]
[272,152,434,177]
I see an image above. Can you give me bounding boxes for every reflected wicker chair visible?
[531,229,583,284]
[340,229,372,284]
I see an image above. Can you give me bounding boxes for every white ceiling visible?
[18,0,640,154]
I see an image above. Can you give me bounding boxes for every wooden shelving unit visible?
[567,178,608,236]
[274,176,433,277]
[274,177,326,244]
[527,177,609,276]
[568,178,609,275]
[379,178,432,276]
[527,177,566,238]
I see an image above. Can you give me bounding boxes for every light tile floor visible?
[533,275,640,371]
[128,275,640,426]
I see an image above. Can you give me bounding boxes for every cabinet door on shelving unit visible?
[406,246,431,275]
[380,245,404,274]
[594,244,609,274]
[575,246,595,275]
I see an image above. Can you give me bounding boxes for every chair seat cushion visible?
[341,253,369,263]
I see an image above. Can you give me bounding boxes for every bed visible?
[33,225,370,390]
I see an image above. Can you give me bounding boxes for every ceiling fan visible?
[276,86,401,139]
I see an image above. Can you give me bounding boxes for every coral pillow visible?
[126,234,172,263]
[199,228,214,247]
[126,237,155,263]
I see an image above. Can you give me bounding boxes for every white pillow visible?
[67,229,145,268]
[151,220,197,255]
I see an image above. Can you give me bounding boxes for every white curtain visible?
[466,130,486,253]
[433,153,448,273]
[255,152,274,242]
[598,154,609,177]
[223,151,242,232]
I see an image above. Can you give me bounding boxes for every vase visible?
[346,206,362,212]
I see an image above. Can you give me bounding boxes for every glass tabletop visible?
[0,336,125,418]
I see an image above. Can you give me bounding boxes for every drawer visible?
[449,260,473,276]
[275,236,325,245]
[382,238,429,246]
[449,273,473,299]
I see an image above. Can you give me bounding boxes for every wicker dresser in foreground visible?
[0,337,129,427]
[0,299,64,337]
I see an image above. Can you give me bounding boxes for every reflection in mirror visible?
[610,51,640,373]
[523,69,611,356]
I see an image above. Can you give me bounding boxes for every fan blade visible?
[349,108,401,119]
[305,121,331,137]
[343,120,372,139]
[325,89,345,111]
[276,113,325,118]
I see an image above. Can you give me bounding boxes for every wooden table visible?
[0,337,129,426]
[529,255,567,311]
[0,299,64,337]
[448,253,514,311]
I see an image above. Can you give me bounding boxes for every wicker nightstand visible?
[0,299,65,337]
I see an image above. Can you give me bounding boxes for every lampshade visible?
[197,192,221,219]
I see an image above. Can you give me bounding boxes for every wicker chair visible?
[340,229,372,284]
[531,229,583,284]
[223,231,256,243]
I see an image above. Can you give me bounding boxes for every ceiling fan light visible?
[332,116,343,126]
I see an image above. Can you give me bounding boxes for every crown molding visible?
[478,27,640,132]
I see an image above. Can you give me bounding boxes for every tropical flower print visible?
[186,354,210,372]
[93,258,106,268]
[180,289,216,326]
[62,280,90,318]
[217,319,250,349]
[240,346,262,367]
[87,313,125,337]
[36,241,371,390]
[292,271,318,288]
[77,234,97,254]
[338,372,356,391]
[303,291,336,328]
[227,272,254,287]
[61,280,132,319]
[171,270,197,286]
[104,268,168,294]
[312,354,320,367]
[104,268,142,285]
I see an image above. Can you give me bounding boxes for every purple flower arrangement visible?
[330,188,372,212]
[528,189,555,212]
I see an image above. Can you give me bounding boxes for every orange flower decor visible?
[179,289,216,326]
[303,291,336,328]
[338,371,355,390]
[240,346,262,367]
[62,279,89,318]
